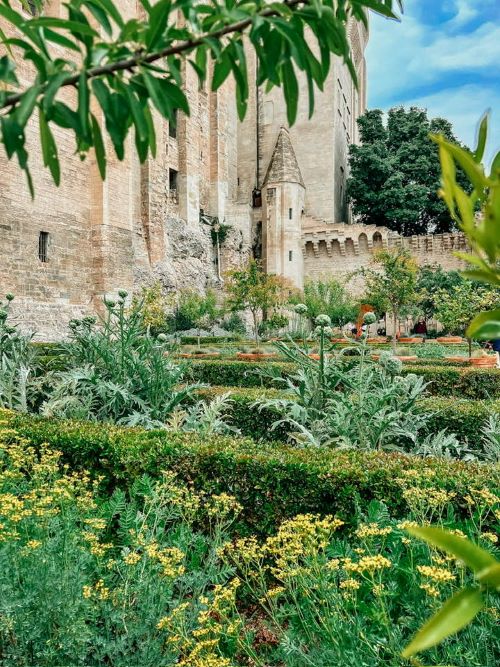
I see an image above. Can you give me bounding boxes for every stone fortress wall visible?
[302,222,470,290]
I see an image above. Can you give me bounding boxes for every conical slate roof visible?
[263,127,305,187]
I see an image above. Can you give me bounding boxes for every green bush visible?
[2,410,497,535]
[196,387,500,447]
[187,359,500,398]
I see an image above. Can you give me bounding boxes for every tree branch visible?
[0,0,305,111]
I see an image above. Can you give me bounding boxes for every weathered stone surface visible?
[0,7,467,339]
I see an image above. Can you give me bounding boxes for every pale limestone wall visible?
[0,1,246,339]
[303,222,471,294]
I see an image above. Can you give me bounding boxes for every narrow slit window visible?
[289,208,293,220]
[289,250,293,262]
[169,109,177,139]
[38,231,49,263]
[169,168,178,192]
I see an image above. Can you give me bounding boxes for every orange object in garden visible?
[356,305,375,338]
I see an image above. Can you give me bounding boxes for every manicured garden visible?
[1,285,499,666]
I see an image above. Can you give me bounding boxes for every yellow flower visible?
[344,555,391,574]
[25,539,42,550]
[355,523,392,539]
[340,578,360,591]
[123,551,141,566]
[481,532,498,544]
[420,583,439,598]
[417,565,455,583]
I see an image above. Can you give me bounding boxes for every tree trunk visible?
[252,310,259,347]
[468,337,472,359]
[392,310,398,353]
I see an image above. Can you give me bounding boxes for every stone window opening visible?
[289,250,293,262]
[38,231,49,263]
[289,207,293,220]
[169,110,177,139]
[168,169,178,203]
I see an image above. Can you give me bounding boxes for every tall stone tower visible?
[237,18,369,290]
[262,129,305,289]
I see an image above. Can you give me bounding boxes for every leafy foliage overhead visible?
[0,0,403,194]
[347,107,470,236]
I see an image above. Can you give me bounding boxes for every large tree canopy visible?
[0,0,403,195]
[347,106,469,236]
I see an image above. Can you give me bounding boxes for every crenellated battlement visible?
[301,221,471,287]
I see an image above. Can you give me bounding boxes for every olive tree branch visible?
[0,0,305,111]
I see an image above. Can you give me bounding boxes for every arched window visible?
[373,232,383,248]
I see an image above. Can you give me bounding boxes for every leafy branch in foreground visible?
[431,114,500,340]
[0,0,403,194]
[402,525,499,662]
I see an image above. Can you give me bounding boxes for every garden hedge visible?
[197,386,500,445]
[1,410,497,535]
[187,360,500,398]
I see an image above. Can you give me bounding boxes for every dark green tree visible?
[347,107,470,236]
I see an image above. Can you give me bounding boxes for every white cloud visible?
[413,22,500,74]
[447,0,479,28]
[402,84,500,167]
[367,12,500,100]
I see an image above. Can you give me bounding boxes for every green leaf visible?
[466,309,500,340]
[282,60,298,125]
[473,112,488,163]
[145,0,171,49]
[405,526,496,574]
[123,86,148,142]
[42,72,68,113]
[15,84,40,127]
[28,17,98,37]
[92,0,125,28]
[90,113,106,180]
[402,587,483,658]
[78,71,90,141]
[0,55,18,84]
[39,108,60,185]
[86,0,113,37]
[143,102,156,158]
[477,562,500,589]
[212,51,232,91]
[43,27,81,51]
[0,116,24,160]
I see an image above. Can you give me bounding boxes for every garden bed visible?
[187,359,500,398]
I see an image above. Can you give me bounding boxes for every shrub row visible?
[187,359,500,398]
[198,386,500,445]
[1,410,497,535]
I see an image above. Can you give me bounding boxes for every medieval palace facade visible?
[0,3,468,338]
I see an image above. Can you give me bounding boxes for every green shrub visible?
[1,410,497,535]
[187,359,500,398]
[196,387,500,448]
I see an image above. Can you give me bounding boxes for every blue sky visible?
[366,0,500,165]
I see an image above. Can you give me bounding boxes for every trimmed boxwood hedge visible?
[197,386,500,445]
[1,410,497,535]
[187,359,500,398]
